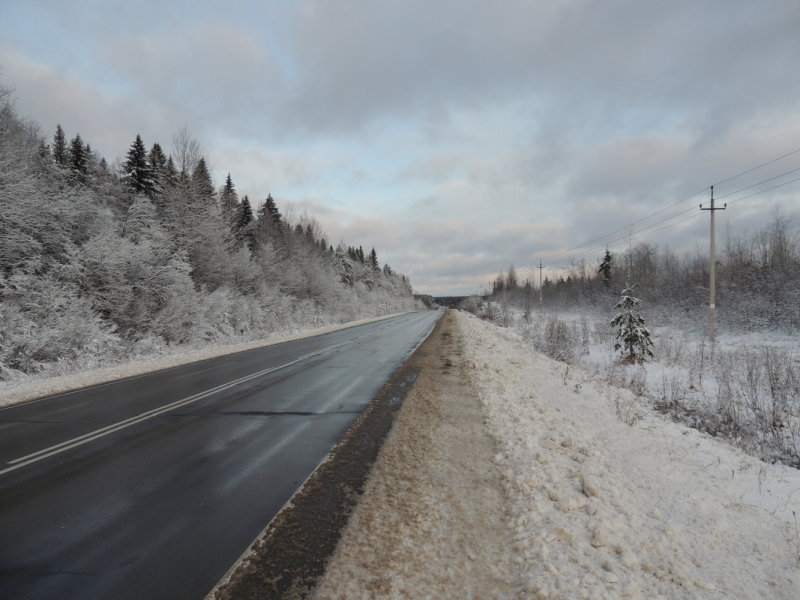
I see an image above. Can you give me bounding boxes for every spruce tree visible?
[68,133,88,181]
[220,173,238,213]
[191,158,216,207]
[258,194,281,225]
[369,247,379,270]
[238,195,254,229]
[123,134,157,196]
[163,155,178,188]
[52,124,67,168]
[610,282,654,361]
[37,139,50,161]
[149,143,167,173]
[598,249,613,286]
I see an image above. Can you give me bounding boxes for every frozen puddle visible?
[458,311,800,600]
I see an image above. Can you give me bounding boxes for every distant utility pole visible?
[537,259,545,314]
[700,185,726,343]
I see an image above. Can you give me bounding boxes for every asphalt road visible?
[0,310,442,600]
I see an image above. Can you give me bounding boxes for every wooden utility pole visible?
[700,186,726,342]
[537,259,545,314]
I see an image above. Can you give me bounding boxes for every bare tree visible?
[171,126,201,176]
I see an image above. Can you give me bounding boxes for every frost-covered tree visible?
[0,83,421,379]
[123,134,157,197]
[610,282,654,360]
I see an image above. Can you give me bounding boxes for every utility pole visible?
[537,259,545,314]
[700,186,726,343]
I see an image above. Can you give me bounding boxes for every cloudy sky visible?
[2,0,799,294]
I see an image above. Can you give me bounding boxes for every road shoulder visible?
[309,309,519,599]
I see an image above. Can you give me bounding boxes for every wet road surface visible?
[0,310,442,600]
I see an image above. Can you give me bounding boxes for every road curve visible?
[0,310,442,600]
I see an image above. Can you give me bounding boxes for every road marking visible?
[1,339,355,477]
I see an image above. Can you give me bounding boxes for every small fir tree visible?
[610,282,654,361]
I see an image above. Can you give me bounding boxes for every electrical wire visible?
[547,173,800,269]
[539,146,800,262]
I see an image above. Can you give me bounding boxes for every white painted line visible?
[1,339,355,477]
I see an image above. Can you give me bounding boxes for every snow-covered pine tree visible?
[123,134,157,197]
[610,282,654,361]
[598,249,613,286]
[52,124,67,168]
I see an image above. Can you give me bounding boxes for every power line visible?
[716,166,800,200]
[726,175,800,206]
[547,173,800,269]
[714,147,800,187]
[540,146,800,262]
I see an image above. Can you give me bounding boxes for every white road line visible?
[1,339,354,477]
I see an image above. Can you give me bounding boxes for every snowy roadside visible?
[311,309,519,599]
[458,311,800,599]
[0,311,413,409]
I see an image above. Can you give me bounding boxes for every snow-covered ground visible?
[507,306,800,468]
[459,311,800,599]
[0,311,412,409]
[312,310,799,599]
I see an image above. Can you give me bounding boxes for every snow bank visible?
[0,312,413,409]
[457,311,800,600]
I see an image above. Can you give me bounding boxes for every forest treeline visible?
[484,210,800,332]
[0,85,422,379]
